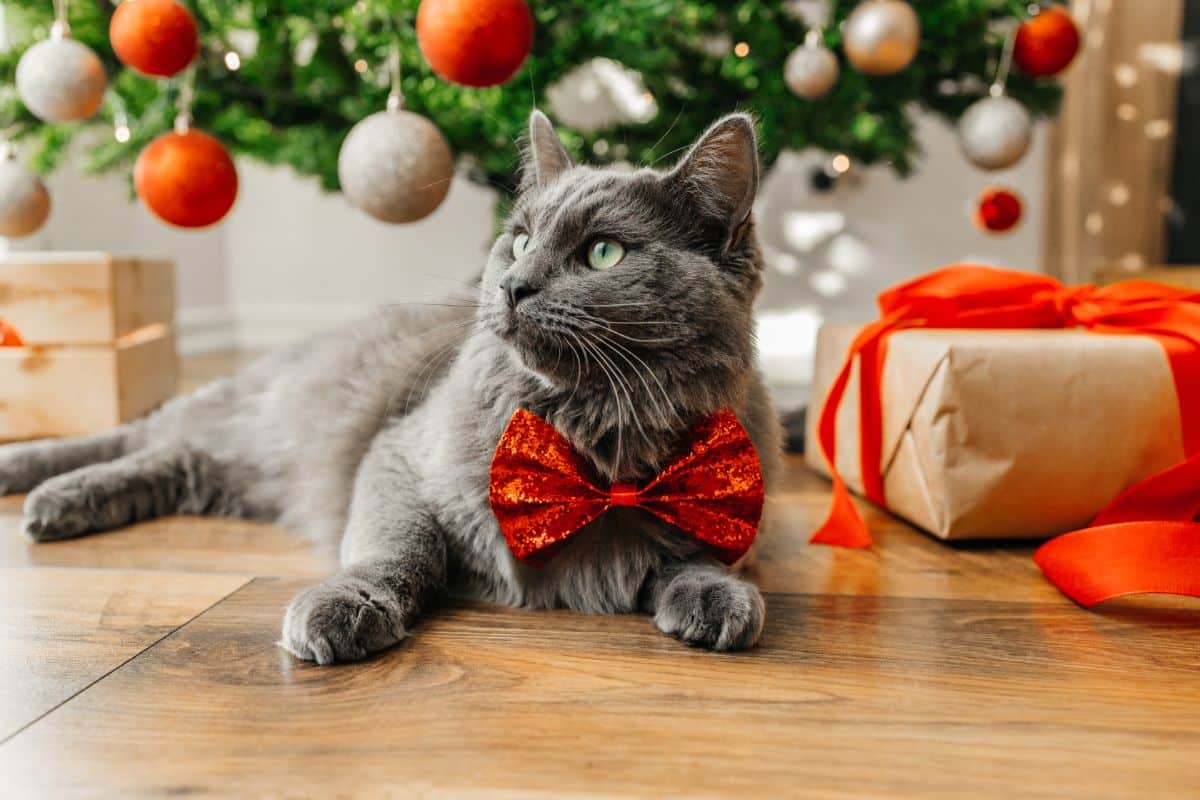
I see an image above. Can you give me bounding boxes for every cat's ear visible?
[521,110,573,189]
[664,113,760,237]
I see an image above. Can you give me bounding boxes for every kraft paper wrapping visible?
[805,325,1186,541]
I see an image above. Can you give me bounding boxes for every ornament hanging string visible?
[989,20,1018,97]
[174,65,195,133]
[387,40,404,112]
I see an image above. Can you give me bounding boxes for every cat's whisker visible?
[643,104,687,167]
[591,336,673,429]
[573,310,679,345]
[647,141,694,168]
[400,335,466,419]
[561,335,585,411]
[377,317,476,423]
[589,325,677,346]
[565,329,625,469]
[593,334,681,429]
[380,301,484,311]
[578,329,650,447]
[604,319,687,328]
[409,271,483,296]
[570,330,630,462]
[572,307,682,328]
[548,330,567,377]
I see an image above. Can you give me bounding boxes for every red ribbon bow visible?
[489,408,765,566]
[813,263,1200,606]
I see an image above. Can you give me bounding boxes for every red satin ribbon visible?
[812,264,1200,607]
[489,408,764,566]
[0,318,23,347]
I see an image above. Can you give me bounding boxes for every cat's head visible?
[480,110,764,435]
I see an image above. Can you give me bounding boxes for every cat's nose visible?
[501,276,539,308]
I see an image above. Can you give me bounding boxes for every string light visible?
[1112,63,1138,87]
[1145,119,1171,139]
[354,58,368,74]
[224,51,241,71]
[1118,252,1145,271]
[830,154,851,174]
[114,110,131,143]
[733,41,750,57]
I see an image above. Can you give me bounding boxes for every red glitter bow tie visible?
[489,408,765,566]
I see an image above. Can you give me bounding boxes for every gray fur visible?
[0,112,782,662]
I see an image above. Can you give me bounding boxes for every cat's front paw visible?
[281,576,407,665]
[22,477,98,542]
[653,570,765,651]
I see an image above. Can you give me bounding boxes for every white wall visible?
[220,162,495,348]
[755,113,1046,407]
[10,165,229,309]
[7,110,1044,410]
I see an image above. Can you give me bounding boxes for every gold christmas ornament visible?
[16,21,107,123]
[0,146,51,238]
[958,92,1032,171]
[843,0,921,76]
[785,31,839,100]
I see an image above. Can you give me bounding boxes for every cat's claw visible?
[281,577,407,665]
[653,571,765,651]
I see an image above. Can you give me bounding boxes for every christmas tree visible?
[0,0,1064,200]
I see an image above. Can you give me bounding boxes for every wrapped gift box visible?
[0,253,177,441]
[805,324,1185,540]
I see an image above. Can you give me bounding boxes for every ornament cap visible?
[50,19,71,40]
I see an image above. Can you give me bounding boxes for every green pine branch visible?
[0,0,1064,197]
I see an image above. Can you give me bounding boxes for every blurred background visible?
[0,0,1194,413]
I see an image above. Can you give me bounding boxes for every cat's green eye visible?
[511,232,531,258]
[587,239,625,270]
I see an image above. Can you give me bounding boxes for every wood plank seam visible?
[0,576,252,748]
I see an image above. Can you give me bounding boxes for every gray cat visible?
[0,111,781,663]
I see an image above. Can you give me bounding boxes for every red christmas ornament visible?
[135,129,238,228]
[1013,6,1080,77]
[111,0,200,77]
[416,0,534,88]
[110,0,199,78]
[975,187,1023,233]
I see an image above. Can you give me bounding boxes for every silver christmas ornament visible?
[958,93,1033,171]
[843,0,921,76]
[785,32,839,100]
[0,146,51,238]
[16,22,107,123]
[338,109,453,223]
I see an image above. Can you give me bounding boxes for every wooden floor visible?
[1,354,1198,798]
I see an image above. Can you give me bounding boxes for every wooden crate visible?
[0,253,177,440]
